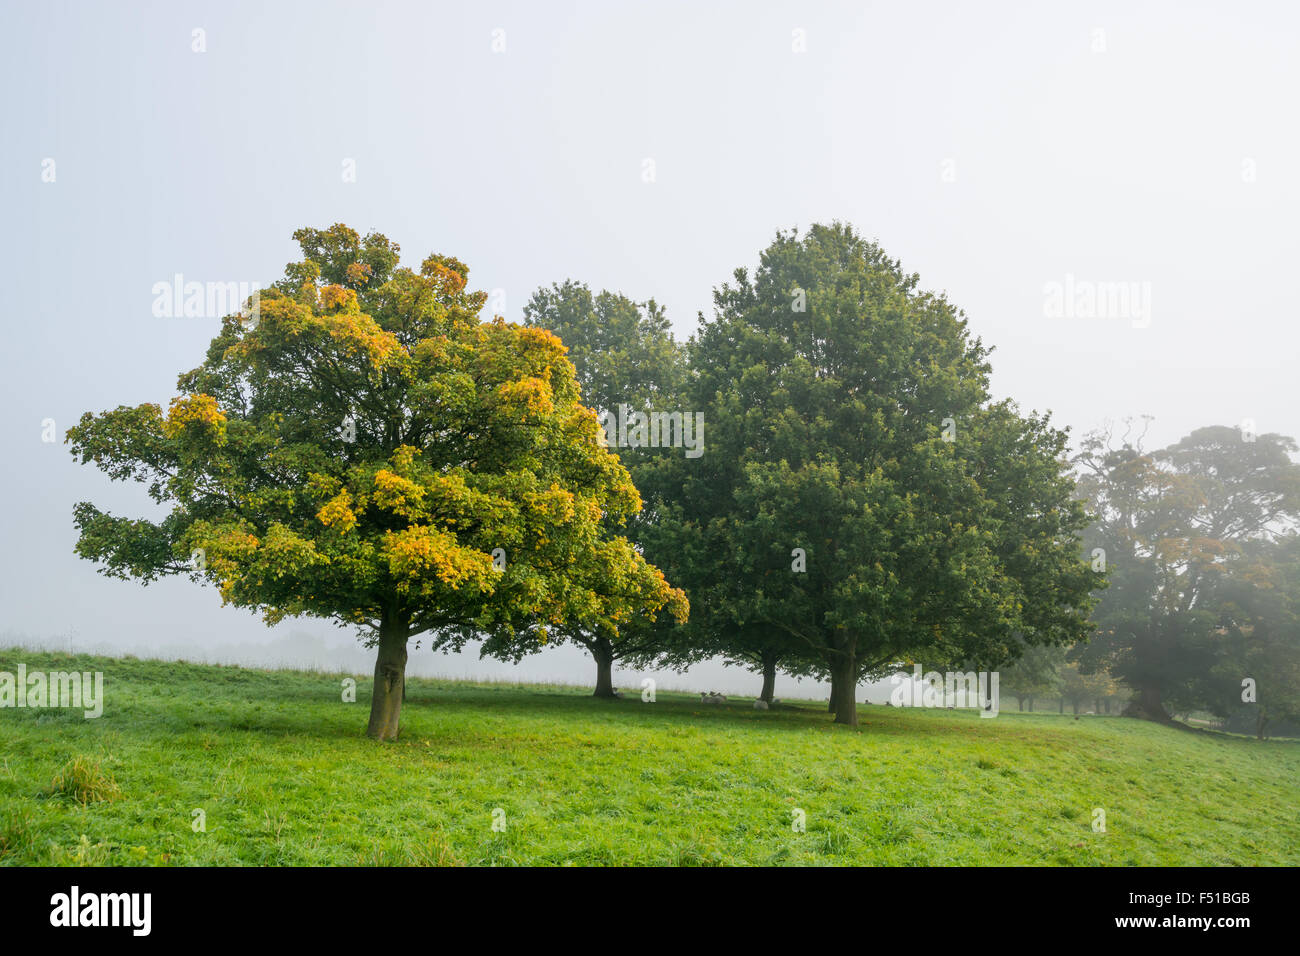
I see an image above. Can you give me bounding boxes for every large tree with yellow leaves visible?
[67,224,685,739]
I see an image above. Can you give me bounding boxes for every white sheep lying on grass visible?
[700,692,727,704]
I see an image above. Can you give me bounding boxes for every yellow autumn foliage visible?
[162,394,227,441]
[383,526,495,594]
[497,377,555,416]
[316,491,358,532]
[372,469,427,519]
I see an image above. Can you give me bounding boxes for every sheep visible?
[753,699,769,711]
[699,692,727,705]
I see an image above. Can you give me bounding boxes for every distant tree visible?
[1059,659,1119,714]
[1202,535,1300,738]
[1001,643,1065,712]
[1074,423,1300,723]
[435,534,688,698]
[67,224,679,738]
[496,278,696,697]
[521,280,685,428]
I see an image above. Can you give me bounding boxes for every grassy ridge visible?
[0,649,1295,866]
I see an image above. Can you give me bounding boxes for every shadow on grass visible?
[6,648,1267,753]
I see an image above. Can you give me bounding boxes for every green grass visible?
[1,648,1296,866]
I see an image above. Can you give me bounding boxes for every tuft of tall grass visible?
[0,809,34,859]
[46,756,122,805]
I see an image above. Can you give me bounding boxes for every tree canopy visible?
[1073,423,1300,723]
[636,223,1099,724]
[68,224,685,738]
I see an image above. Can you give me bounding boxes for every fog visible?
[2,1,1296,698]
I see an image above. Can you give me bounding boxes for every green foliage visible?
[1074,423,1300,723]
[1001,643,1066,700]
[522,280,685,422]
[67,224,684,736]
[1203,534,1300,736]
[504,281,690,685]
[1059,658,1120,710]
[638,223,1098,723]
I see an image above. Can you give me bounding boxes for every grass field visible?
[1,648,1296,866]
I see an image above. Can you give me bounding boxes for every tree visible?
[631,482,815,704]
[521,280,685,425]
[1202,535,1300,738]
[639,223,1098,726]
[67,224,680,739]
[1074,423,1300,723]
[1059,658,1119,714]
[1001,642,1064,712]
[492,281,690,695]
[435,533,688,698]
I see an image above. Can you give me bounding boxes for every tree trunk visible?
[829,654,858,727]
[1123,683,1172,722]
[1058,699,1064,714]
[760,653,777,703]
[1073,700,1079,715]
[592,639,616,698]
[1028,697,1034,713]
[1257,713,1268,741]
[367,610,409,741]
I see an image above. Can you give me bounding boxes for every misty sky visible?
[2,1,1296,696]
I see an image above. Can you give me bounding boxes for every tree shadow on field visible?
[396,683,960,739]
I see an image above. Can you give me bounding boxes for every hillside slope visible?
[1,649,1295,866]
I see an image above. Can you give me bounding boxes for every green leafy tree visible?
[635,464,814,704]
[521,280,685,426]
[1074,423,1300,723]
[1058,658,1119,714]
[433,533,688,698]
[1001,642,1064,712]
[67,224,679,738]
[465,281,694,695]
[1202,535,1300,738]
[639,223,1098,725]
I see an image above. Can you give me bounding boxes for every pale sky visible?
[2,1,1296,695]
